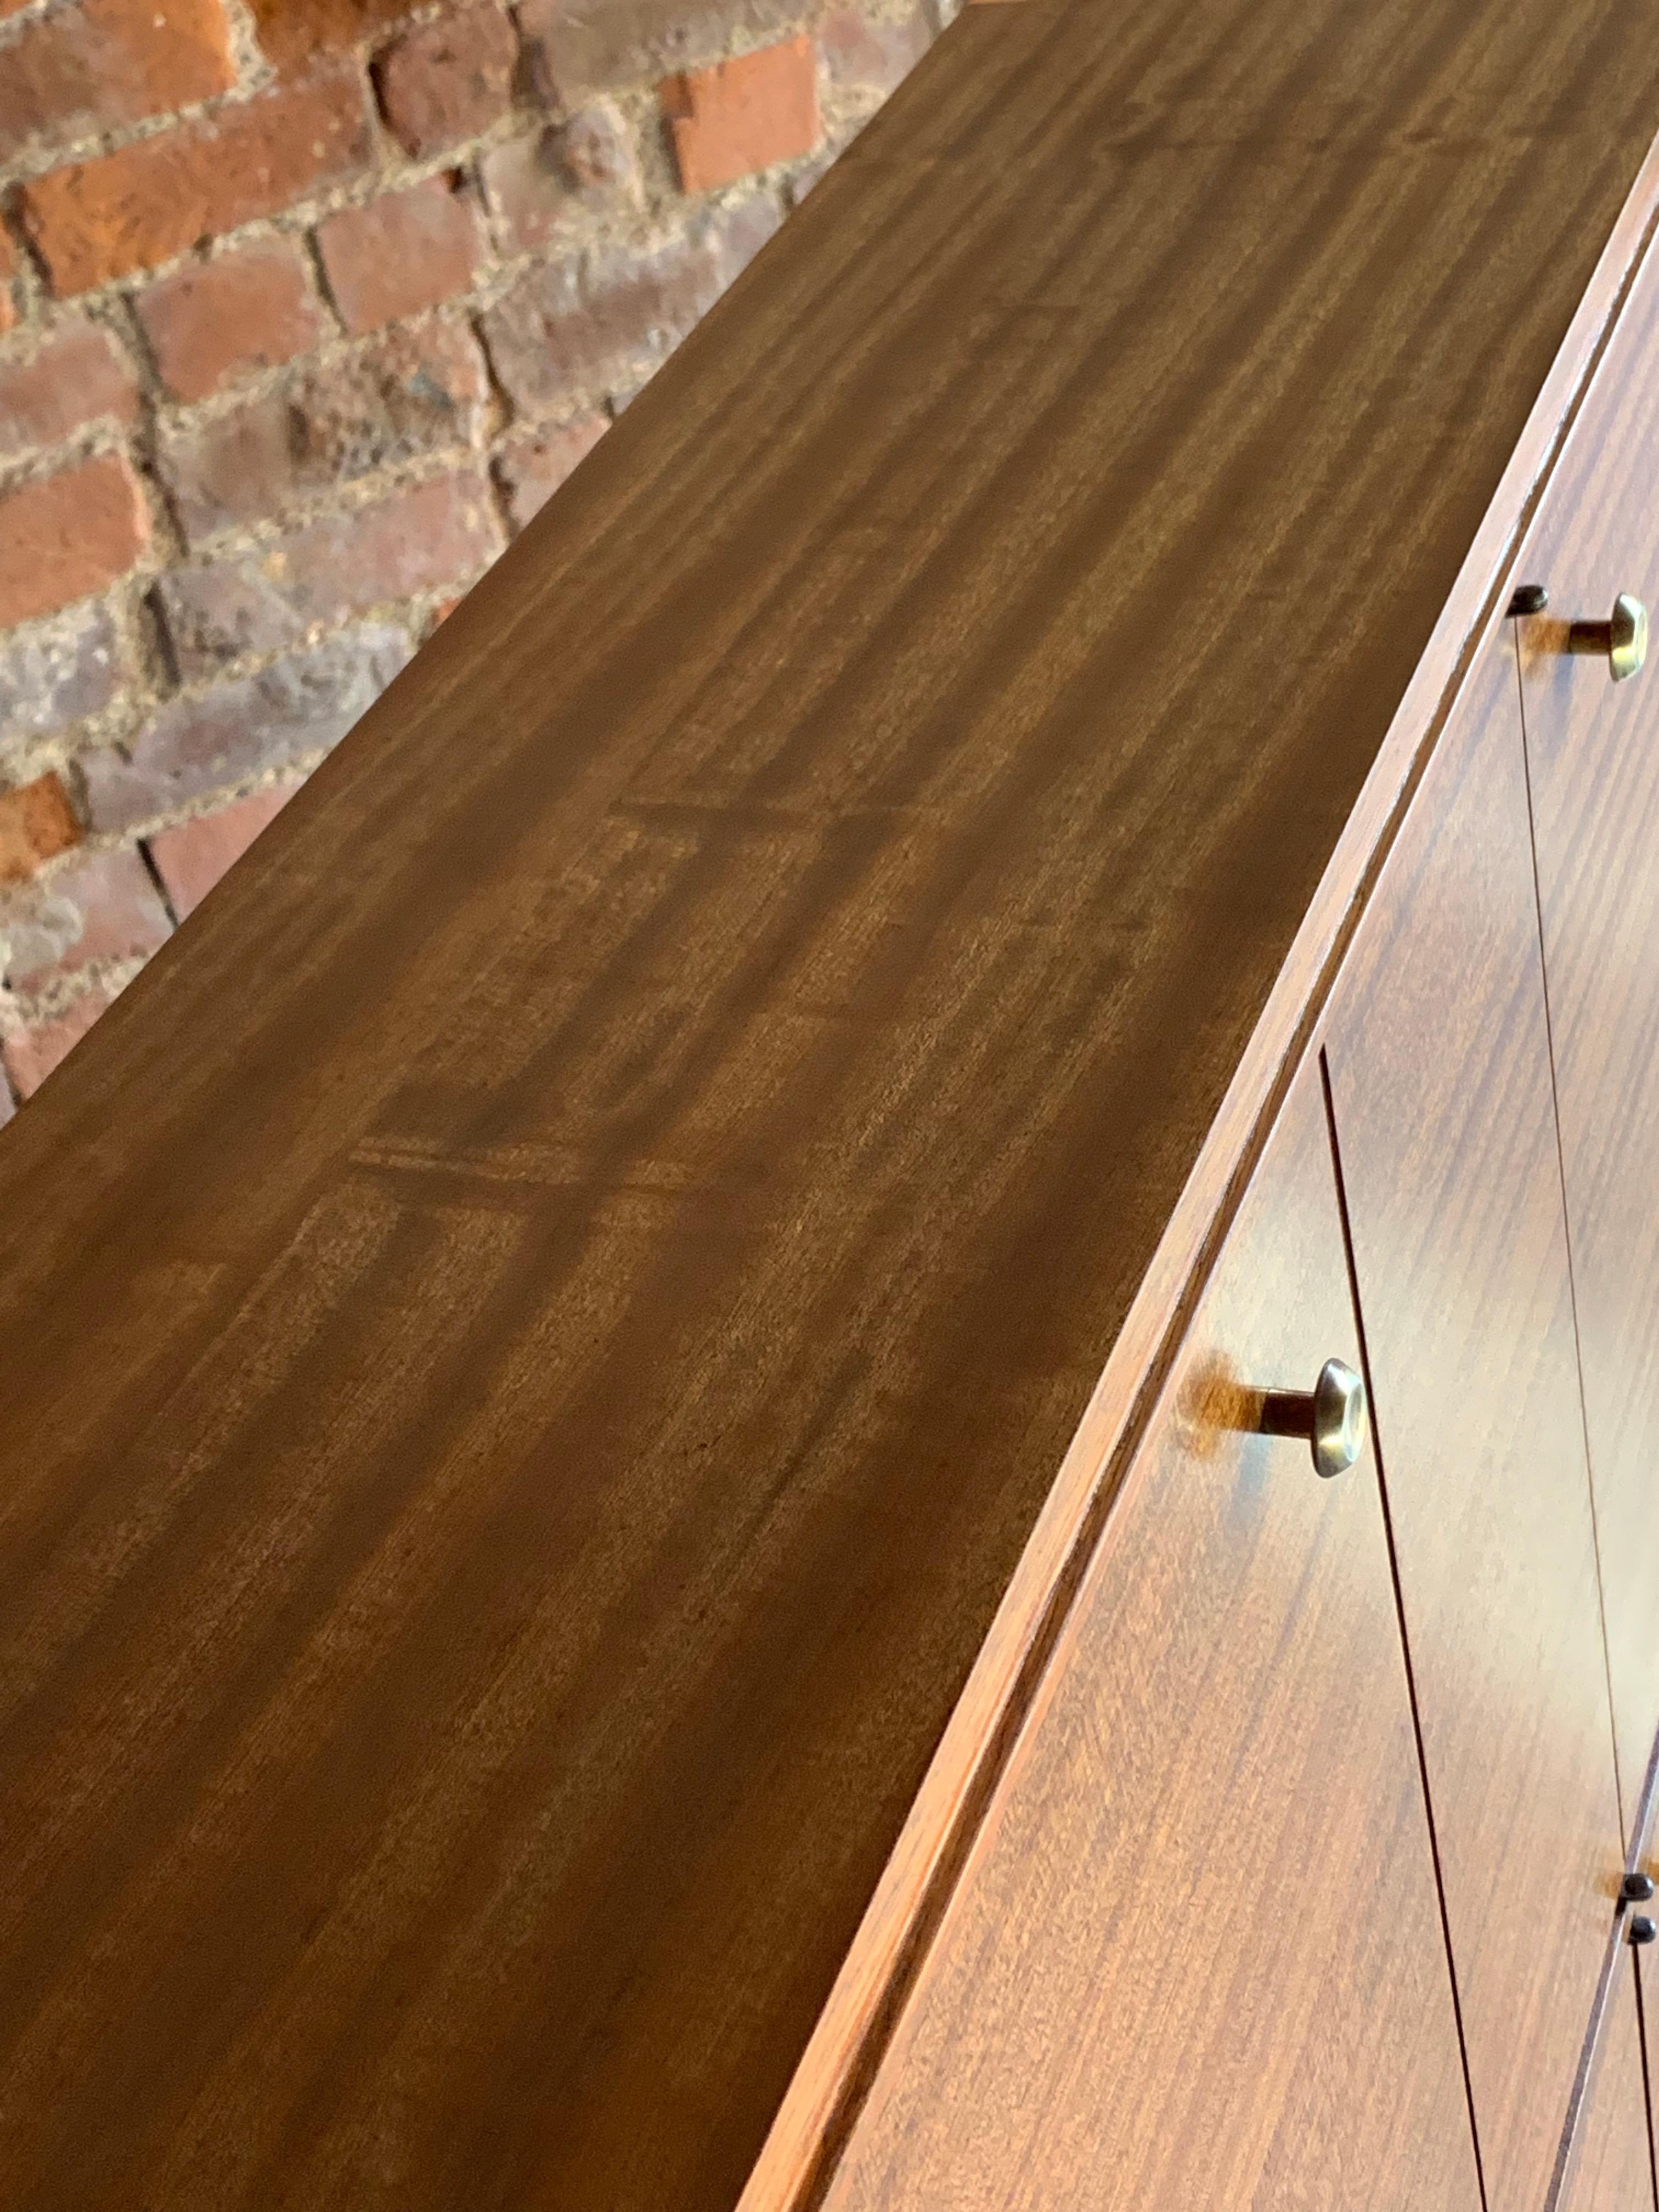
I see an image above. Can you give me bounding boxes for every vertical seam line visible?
[1318,1042,1491,2212]
[1511,616,1628,1844]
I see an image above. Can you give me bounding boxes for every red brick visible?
[0,0,236,160]
[0,318,139,461]
[493,414,607,529]
[83,622,411,828]
[0,229,16,336]
[317,176,482,335]
[249,0,420,69]
[148,783,296,918]
[156,319,490,541]
[0,453,150,628]
[662,36,820,195]
[819,6,928,91]
[136,240,324,404]
[481,231,723,416]
[19,69,373,296]
[157,470,503,673]
[482,106,639,253]
[0,771,81,887]
[2,846,171,994]
[374,4,517,159]
[2,984,111,1100]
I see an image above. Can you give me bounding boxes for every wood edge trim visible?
[733,129,1659,2212]
[1544,1726,1659,2212]
[1544,1911,1633,2212]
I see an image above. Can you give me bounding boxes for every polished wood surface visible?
[742,132,1659,2212]
[1323,636,1624,2212]
[1516,240,1659,1842]
[6,4,1659,2208]
[1556,1950,1655,2212]
[818,1059,1481,2212]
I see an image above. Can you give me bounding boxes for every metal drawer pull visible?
[1258,1358,1367,1479]
[1567,592,1649,682]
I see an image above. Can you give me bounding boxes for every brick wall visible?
[0,0,945,1121]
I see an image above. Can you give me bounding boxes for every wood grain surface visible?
[817,1056,1482,2212]
[1555,1949,1655,2212]
[4,3,1659,2208]
[1323,635,1625,2212]
[1516,239,1659,1844]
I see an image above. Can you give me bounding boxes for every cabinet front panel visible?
[1558,1950,1656,2212]
[1515,234,1659,1836]
[819,1058,1480,2212]
[1323,636,1624,2212]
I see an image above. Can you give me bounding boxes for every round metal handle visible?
[1567,592,1649,682]
[1259,1357,1367,1479]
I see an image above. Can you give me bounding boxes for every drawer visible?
[817,1055,1479,2212]
[1322,628,1624,2212]
[1513,227,1659,1838]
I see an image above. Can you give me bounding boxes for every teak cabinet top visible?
[6,2,1659,2207]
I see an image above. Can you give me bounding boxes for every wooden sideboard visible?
[7,1,1659,2207]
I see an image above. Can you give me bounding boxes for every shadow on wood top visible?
[1,1,1655,2204]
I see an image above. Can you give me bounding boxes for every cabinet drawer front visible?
[819,1057,1479,2212]
[1323,633,1623,2212]
[1514,228,1659,1836]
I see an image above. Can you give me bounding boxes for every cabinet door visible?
[1514,238,1659,1832]
[1323,634,1624,2212]
[819,1058,1480,2212]
[1559,1951,1656,2212]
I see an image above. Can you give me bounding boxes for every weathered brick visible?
[0,453,150,629]
[482,106,639,254]
[249,0,421,68]
[0,318,140,462]
[317,176,482,335]
[0,0,236,160]
[481,231,723,416]
[820,5,929,91]
[2,983,111,1100]
[0,230,16,337]
[148,782,296,918]
[20,69,373,296]
[83,622,411,829]
[0,601,123,742]
[662,35,820,195]
[155,394,292,545]
[156,321,490,542]
[493,414,607,529]
[519,0,799,106]
[292,319,490,482]
[136,240,324,404]
[158,471,501,674]
[0,771,80,887]
[374,4,518,158]
[1,846,171,994]
[708,187,784,278]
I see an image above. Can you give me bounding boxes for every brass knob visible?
[1567,592,1649,682]
[1258,1358,1367,1479]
